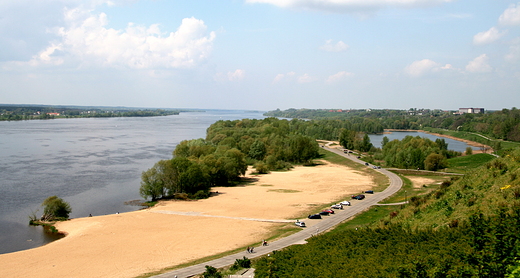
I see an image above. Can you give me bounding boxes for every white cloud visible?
[499,2,520,26]
[245,0,454,12]
[465,54,493,73]
[404,59,456,77]
[320,40,349,52]
[27,8,216,69]
[405,59,439,77]
[473,27,507,45]
[272,71,296,83]
[273,73,285,83]
[297,73,316,83]
[326,71,353,83]
[505,38,520,63]
[227,69,245,81]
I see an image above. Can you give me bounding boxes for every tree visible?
[249,139,266,160]
[424,153,447,171]
[202,265,222,278]
[339,129,356,150]
[41,196,71,221]
[382,136,389,148]
[465,147,473,155]
[139,166,163,201]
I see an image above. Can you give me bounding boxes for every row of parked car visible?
[298,191,375,227]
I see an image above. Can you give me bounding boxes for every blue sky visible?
[1,0,519,111]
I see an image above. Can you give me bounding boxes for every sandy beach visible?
[0,161,374,278]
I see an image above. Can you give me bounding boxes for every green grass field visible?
[446,153,496,173]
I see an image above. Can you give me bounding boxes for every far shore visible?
[0,161,375,278]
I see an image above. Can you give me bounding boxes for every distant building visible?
[46,112,60,116]
[459,108,484,114]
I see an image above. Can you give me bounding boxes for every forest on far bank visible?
[265,107,520,143]
[0,104,181,120]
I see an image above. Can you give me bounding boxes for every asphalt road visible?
[152,144,403,278]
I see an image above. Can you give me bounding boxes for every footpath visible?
[152,144,403,278]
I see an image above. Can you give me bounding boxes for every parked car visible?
[331,204,343,209]
[365,162,369,166]
[352,194,365,200]
[364,190,374,194]
[340,201,351,206]
[308,214,322,219]
[295,220,306,227]
[322,209,335,214]
[319,211,330,216]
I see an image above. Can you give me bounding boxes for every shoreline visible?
[384,129,493,153]
[0,161,375,278]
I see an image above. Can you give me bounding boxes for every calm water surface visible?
[369,131,479,152]
[0,110,264,254]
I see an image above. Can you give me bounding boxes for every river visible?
[0,110,265,254]
[369,131,479,152]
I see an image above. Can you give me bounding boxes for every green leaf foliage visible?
[41,196,71,221]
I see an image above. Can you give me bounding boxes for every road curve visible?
[152,144,403,278]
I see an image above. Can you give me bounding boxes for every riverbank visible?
[0,161,374,278]
[385,129,493,153]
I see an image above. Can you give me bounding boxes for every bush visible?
[41,196,71,221]
[230,256,251,271]
[202,265,222,278]
[254,161,269,174]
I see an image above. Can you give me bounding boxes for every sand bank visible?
[0,161,374,278]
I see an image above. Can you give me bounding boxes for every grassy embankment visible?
[252,147,520,277]
[423,127,520,151]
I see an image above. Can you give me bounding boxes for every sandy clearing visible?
[0,161,374,278]
[407,176,439,188]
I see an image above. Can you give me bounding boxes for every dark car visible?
[319,211,330,216]
[352,194,365,200]
[364,190,374,194]
[308,214,322,219]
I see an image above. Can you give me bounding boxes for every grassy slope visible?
[379,150,520,230]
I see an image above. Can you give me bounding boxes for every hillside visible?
[253,148,520,278]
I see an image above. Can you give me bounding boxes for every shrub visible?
[41,196,71,221]
[202,265,222,278]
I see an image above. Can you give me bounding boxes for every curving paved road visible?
[152,144,403,278]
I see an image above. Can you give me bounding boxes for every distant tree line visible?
[0,104,180,121]
[265,107,520,142]
[378,136,461,170]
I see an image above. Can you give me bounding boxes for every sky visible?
[1,0,519,111]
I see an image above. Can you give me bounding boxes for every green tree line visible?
[265,107,520,142]
[139,118,321,201]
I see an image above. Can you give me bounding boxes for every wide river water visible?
[0,112,477,254]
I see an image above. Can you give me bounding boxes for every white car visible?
[295,221,306,227]
[340,201,351,206]
[331,204,343,209]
